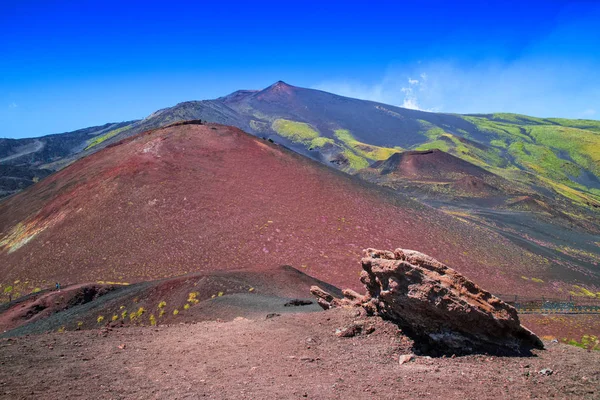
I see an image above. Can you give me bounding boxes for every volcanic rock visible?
[312,248,544,356]
[398,353,415,365]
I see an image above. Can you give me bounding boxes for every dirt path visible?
[0,308,598,399]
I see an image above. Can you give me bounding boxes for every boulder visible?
[312,248,544,356]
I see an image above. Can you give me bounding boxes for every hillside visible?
[1,123,588,301]
[0,121,136,197]
[3,82,599,214]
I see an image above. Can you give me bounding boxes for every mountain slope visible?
[2,82,599,213]
[0,121,137,197]
[1,122,581,300]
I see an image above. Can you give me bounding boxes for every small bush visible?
[159,309,166,318]
[32,287,42,294]
[57,326,66,333]
[121,310,128,319]
[187,292,199,304]
[183,304,190,310]
[158,301,167,309]
[149,314,157,326]
[97,316,105,324]
[111,315,118,322]
[173,309,179,315]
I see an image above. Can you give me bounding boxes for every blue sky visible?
[1,0,599,138]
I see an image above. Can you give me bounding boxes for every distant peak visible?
[253,81,297,100]
[266,80,295,90]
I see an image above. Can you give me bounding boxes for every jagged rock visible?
[312,248,544,356]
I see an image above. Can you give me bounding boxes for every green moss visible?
[546,118,600,132]
[271,119,320,143]
[249,120,270,132]
[462,116,531,142]
[334,129,401,161]
[342,148,370,170]
[415,139,451,152]
[85,124,133,150]
[508,140,581,179]
[527,125,600,176]
[490,139,507,148]
[310,137,335,149]
[489,113,549,125]
[562,335,599,351]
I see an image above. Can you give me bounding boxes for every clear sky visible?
[1,0,599,138]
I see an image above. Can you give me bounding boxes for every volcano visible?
[0,122,554,297]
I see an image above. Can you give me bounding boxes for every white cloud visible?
[313,57,599,118]
[8,102,17,109]
[400,77,425,110]
[312,8,600,120]
[314,74,435,111]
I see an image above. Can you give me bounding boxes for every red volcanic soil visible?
[1,308,598,399]
[370,149,494,180]
[0,123,573,295]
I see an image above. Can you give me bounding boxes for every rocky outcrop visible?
[311,248,544,356]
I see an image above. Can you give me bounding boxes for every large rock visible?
[311,248,543,356]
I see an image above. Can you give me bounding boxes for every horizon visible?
[1,0,600,139]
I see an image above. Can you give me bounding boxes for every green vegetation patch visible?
[271,119,320,143]
[85,124,133,150]
[562,335,599,351]
[489,113,549,125]
[527,125,600,176]
[342,148,370,170]
[333,129,401,161]
[310,137,335,149]
[547,118,600,133]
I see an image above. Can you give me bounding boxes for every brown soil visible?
[0,308,598,399]
[0,124,561,297]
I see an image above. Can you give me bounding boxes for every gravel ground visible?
[1,308,598,399]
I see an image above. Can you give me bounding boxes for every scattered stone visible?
[538,368,553,376]
[284,299,313,307]
[266,313,281,319]
[311,248,544,356]
[334,322,375,338]
[398,354,415,365]
[336,324,362,338]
